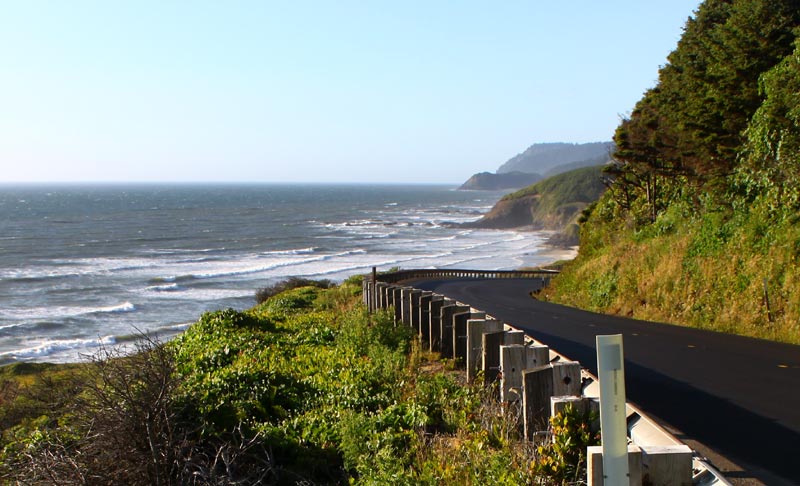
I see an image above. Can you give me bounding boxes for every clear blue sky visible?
[1,1,701,184]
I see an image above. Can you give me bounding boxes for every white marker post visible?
[596,334,629,485]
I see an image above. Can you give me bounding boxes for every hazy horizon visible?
[2,1,701,184]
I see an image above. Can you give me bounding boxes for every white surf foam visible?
[0,335,117,361]
[0,302,136,321]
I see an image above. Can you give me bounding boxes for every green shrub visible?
[255,277,334,304]
[534,405,600,484]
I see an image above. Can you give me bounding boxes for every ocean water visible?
[0,183,554,364]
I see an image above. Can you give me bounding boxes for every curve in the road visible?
[408,277,800,485]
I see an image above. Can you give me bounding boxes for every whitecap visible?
[0,335,117,361]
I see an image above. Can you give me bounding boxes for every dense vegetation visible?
[1,279,596,484]
[544,0,800,344]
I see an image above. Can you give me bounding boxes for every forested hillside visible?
[544,0,800,344]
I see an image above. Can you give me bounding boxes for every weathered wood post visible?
[551,396,600,434]
[418,293,435,344]
[370,267,377,311]
[640,445,693,486]
[500,344,526,403]
[364,278,373,312]
[522,362,581,440]
[505,329,525,345]
[399,287,412,325]
[482,330,506,386]
[375,282,388,310]
[587,445,643,486]
[391,286,403,323]
[428,298,449,352]
[466,319,502,382]
[408,289,422,329]
[453,309,485,366]
[525,343,550,369]
[440,303,469,358]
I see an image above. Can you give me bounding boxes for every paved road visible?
[409,277,800,485]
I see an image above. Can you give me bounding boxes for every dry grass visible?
[544,227,800,345]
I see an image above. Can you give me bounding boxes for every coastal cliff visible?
[465,165,607,245]
[458,171,541,191]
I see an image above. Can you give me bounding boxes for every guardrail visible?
[374,267,560,284]
[362,269,731,486]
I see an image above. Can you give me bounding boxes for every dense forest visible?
[545,0,800,344]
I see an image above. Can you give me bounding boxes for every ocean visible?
[0,183,558,364]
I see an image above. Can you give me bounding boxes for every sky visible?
[1,1,702,184]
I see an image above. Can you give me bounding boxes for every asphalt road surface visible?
[408,277,800,485]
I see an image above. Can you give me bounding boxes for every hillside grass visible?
[2,280,594,485]
[543,196,800,345]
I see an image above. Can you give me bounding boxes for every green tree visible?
[736,39,800,211]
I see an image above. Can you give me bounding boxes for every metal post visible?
[596,334,629,485]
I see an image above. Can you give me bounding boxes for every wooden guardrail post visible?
[375,282,387,310]
[526,343,550,369]
[428,295,448,352]
[399,287,411,325]
[505,330,525,345]
[587,445,643,486]
[408,289,422,329]
[453,309,485,367]
[500,344,526,403]
[367,280,374,311]
[482,330,506,386]
[431,297,455,352]
[440,303,469,359]
[391,286,403,323]
[551,396,600,434]
[522,362,581,440]
[418,292,434,344]
[640,445,693,486]
[466,318,502,382]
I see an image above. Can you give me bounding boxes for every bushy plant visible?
[255,277,333,304]
[533,405,600,485]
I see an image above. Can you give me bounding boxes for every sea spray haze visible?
[0,183,553,363]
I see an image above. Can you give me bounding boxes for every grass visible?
[543,195,800,345]
[1,279,596,485]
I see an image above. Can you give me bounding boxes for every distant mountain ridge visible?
[498,141,614,174]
